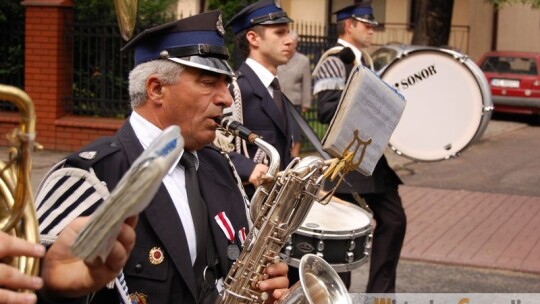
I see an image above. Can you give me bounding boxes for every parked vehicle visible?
[477,51,540,115]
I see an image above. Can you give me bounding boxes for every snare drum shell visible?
[376,45,493,161]
[281,200,374,271]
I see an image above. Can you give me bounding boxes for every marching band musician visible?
[312,0,407,293]
[221,0,295,198]
[35,11,289,304]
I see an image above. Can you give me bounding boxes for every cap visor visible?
[353,16,378,26]
[168,56,235,77]
[259,16,294,25]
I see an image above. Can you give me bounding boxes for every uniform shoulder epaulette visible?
[312,46,345,77]
[65,136,121,170]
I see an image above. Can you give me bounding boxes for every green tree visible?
[75,0,177,27]
[206,0,258,67]
[0,1,24,88]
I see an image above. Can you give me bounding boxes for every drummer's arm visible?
[316,90,342,124]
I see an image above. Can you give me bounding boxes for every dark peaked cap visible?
[334,1,378,26]
[121,10,234,77]
[226,0,293,34]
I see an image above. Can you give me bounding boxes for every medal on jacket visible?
[215,211,241,260]
[148,247,164,265]
[129,292,148,304]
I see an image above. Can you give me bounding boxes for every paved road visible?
[386,115,540,197]
[348,114,540,293]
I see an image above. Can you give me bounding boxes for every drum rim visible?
[295,225,373,239]
[281,253,370,272]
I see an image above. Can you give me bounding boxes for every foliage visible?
[74,0,177,27]
[0,0,23,23]
[71,0,177,117]
[206,0,258,24]
[0,1,24,90]
[206,0,259,68]
[485,0,540,9]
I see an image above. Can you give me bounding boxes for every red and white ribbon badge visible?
[238,227,247,246]
[215,211,235,243]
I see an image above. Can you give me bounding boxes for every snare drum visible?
[281,199,373,273]
[372,44,493,161]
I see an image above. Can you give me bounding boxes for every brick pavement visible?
[399,185,540,274]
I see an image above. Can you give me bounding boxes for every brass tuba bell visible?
[114,0,138,41]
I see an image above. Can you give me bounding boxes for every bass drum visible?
[372,44,493,161]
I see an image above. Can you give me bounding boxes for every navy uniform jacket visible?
[315,43,402,194]
[37,122,249,304]
[229,62,294,183]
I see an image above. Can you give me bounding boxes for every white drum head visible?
[301,199,371,232]
[382,48,488,161]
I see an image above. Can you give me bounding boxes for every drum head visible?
[299,199,371,236]
[381,47,491,161]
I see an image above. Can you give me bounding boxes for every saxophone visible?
[216,118,351,304]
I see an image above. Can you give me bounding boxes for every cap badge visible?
[149,247,164,265]
[216,13,225,37]
[159,50,169,59]
[274,0,282,8]
[79,151,97,160]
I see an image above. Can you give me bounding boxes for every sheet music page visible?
[322,64,406,175]
[70,125,184,262]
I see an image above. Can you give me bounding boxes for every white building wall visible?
[497,3,540,53]
[176,0,199,18]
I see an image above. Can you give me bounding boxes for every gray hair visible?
[128,60,185,109]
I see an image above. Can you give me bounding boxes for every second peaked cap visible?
[226,0,293,35]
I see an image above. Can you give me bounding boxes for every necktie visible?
[179,152,208,262]
[270,77,286,122]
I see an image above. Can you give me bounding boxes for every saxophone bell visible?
[276,254,352,304]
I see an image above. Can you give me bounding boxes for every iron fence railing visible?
[0,21,25,111]
[64,22,133,118]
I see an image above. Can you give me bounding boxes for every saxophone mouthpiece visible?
[214,112,232,125]
[217,116,258,143]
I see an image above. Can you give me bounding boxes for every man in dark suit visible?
[36,11,289,304]
[313,1,407,293]
[223,0,295,196]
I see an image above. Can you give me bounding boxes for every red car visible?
[478,51,540,115]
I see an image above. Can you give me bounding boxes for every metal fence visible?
[65,22,133,118]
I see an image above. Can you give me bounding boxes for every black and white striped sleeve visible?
[313,56,347,95]
[36,166,110,245]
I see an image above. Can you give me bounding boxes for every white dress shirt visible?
[130,112,198,264]
[246,57,277,97]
